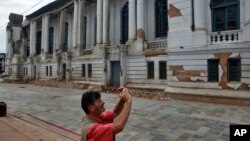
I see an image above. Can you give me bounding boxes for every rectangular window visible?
[26,67,28,75]
[147,62,154,79]
[49,66,52,76]
[88,64,92,78]
[23,67,26,76]
[46,66,48,76]
[159,61,167,79]
[212,0,239,31]
[94,17,97,45]
[208,59,219,82]
[228,58,241,82]
[82,64,86,77]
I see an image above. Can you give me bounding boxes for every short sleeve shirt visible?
[87,110,115,141]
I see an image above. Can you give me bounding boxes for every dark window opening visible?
[63,22,69,52]
[82,64,86,77]
[228,58,241,81]
[155,0,168,37]
[49,66,52,76]
[159,61,167,79]
[94,17,97,46]
[88,64,92,78]
[83,16,87,50]
[121,2,129,44]
[211,0,240,32]
[147,62,154,79]
[49,27,54,54]
[208,59,219,82]
[46,66,48,76]
[36,31,42,55]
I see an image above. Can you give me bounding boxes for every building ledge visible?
[73,81,103,86]
[126,83,166,90]
[165,86,250,100]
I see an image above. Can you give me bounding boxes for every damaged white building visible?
[5,0,250,100]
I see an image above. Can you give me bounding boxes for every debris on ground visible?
[3,80,169,101]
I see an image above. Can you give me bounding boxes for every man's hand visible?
[117,88,131,103]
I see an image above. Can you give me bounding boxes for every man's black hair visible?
[81,91,101,114]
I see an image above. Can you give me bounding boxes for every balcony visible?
[81,49,93,56]
[46,54,53,60]
[147,40,168,49]
[210,30,241,45]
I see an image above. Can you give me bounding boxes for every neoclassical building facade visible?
[5,0,250,96]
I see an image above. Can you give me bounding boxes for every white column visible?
[33,21,37,55]
[72,0,79,47]
[129,0,136,40]
[102,0,109,45]
[59,10,65,50]
[77,0,85,49]
[137,0,145,39]
[41,16,45,53]
[29,22,33,56]
[97,0,103,44]
[44,14,50,53]
[30,21,37,55]
[194,0,206,30]
[6,31,10,58]
[246,1,250,22]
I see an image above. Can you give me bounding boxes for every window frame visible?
[49,27,54,54]
[49,66,52,76]
[147,61,154,79]
[159,61,167,79]
[228,58,241,82]
[121,2,129,44]
[207,59,219,82]
[88,64,92,78]
[46,66,48,76]
[82,64,86,77]
[211,0,240,32]
[63,22,69,52]
[155,0,168,38]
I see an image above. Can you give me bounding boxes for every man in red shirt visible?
[81,88,132,141]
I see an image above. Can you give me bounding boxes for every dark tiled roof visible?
[26,0,72,20]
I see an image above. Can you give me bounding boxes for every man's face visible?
[90,98,105,116]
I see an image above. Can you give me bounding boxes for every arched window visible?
[83,16,87,50]
[155,0,168,38]
[121,2,128,44]
[211,0,240,32]
[49,27,54,54]
[36,31,42,55]
[63,22,68,52]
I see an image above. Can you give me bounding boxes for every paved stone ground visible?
[0,83,250,141]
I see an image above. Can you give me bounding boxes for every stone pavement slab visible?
[0,83,250,141]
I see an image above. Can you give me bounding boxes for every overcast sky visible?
[0,0,55,53]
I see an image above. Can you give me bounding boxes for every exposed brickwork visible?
[214,53,233,89]
[239,83,250,91]
[169,65,205,82]
[13,40,22,54]
[144,48,167,57]
[168,4,182,18]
